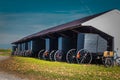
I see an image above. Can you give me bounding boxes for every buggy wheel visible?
[21,51,25,56]
[17,51,20,56]
[102,57,105,65]
[66,49,76,63]
[28,50,33,57]
[25,50,33,57]
[115,57,120,66]
[13,51,16,55]
[24,50,28,57]
[14,51,18,55]
[76,49,92,64]
[49,50,56,61]
[20,51,23,56]
[16,51,19,55]
[23,50,26,56]
[38,49,45,59]
[104,58,113,67]
[21,51,23,56]
[54,50,63,61]
[42,50,49,60]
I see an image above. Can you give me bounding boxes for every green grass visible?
[0,56,120,80]
[0,49,11,52]
[0,52,10,56]
[0,49,11,56]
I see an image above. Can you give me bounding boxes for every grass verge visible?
[0,52,10,56]
[0,56,120,80]
[0,49,11,52]
[0,49,11,56]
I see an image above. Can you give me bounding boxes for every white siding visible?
[82,9,120,54]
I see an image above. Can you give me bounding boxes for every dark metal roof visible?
[12,10,111,44]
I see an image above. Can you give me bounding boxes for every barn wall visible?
[28,41,32,50]
[82,9,120,54]
[18,43,22,51]
[58,37,77,61]
[45,38,50,50]
[21,43,25,51]
[50,38,58,51]
[12,45,17,52]
[45,38,58,51]
[32,38,45,53]
[39,39,45,50]
[25,42,28,50]
[58,37,77,53]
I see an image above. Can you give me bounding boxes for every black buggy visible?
[66,33,108,64]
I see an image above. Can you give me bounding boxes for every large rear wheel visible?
[25,50,33,57]
[54,50,63,61]
[66,49,76,63]
[49,50,56,61]
[76,49,92,64]
[42,50,49,60]
[38,49,45,59]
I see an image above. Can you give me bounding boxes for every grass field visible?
[0,49,11,56]
[0,49,11,52]
[0,55,120,80]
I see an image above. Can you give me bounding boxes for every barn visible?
[11,9,120,63]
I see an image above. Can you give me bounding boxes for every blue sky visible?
[0,0,120,49]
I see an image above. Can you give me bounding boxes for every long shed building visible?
[12,9,120,59]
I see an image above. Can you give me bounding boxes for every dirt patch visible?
[0,56,29,80]
[0,56,10,61]
[0,52,3,54]
[0,71,28,80]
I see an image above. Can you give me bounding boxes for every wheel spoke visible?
[76,49,92,64]
[38,49,45,59]
[104,58,113,67]
[54,50,63,61]
[49,50,56,61]
[42,50,49,60]
[66,49,76,63]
